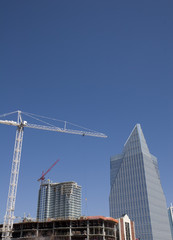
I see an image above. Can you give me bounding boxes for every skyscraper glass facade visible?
[109,124,171,240]
[168,204,173,240]
[37,181,81,220]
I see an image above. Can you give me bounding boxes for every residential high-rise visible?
[37,181,81,220]
[109,124,171,240]
[168,204,173,240]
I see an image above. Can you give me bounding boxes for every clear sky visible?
[0,0,173,222]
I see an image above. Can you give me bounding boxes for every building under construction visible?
[0,215,135,240]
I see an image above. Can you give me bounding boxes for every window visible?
[125,222,130,240]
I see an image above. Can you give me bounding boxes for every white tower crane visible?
[0,110,107,240]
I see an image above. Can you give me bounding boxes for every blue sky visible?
[0,0,173,222]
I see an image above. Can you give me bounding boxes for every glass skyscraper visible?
[37,181,81,220]
[168,204,173,240]
[109,124,171,240]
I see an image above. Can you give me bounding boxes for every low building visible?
[0,215,135,240]
[118,214,136,240]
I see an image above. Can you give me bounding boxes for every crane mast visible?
[2,111,24,240]
[0,110,107,240]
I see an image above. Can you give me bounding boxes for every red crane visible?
[37,159,59,182]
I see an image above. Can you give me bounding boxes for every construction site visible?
[0,111,107,240]
[0,215,136,240]
[0,111,136,240]
[0,216,118,240]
